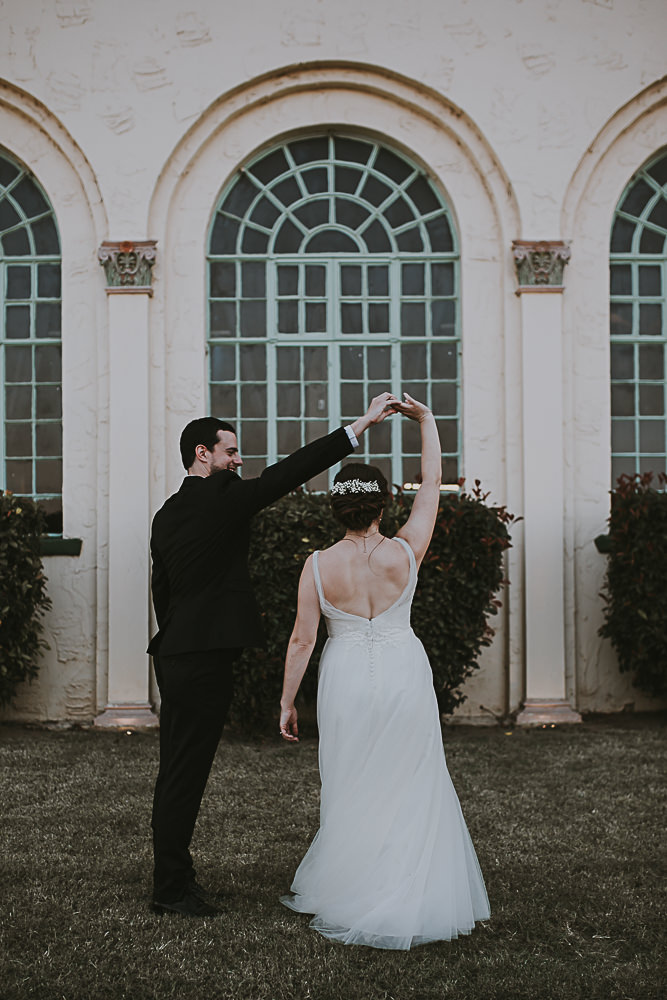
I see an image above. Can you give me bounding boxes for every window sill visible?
[39,537,82,557]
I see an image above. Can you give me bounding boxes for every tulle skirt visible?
[281,630,490,949]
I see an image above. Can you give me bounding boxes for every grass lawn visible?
[0,718,664,1000]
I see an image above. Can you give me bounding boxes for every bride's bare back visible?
[316,536,410,621]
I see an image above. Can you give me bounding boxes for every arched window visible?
[207,134,459,489]
[610,150,667,483]
[0,150,62,532]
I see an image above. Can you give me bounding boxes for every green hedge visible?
[599,472,667,699]
[0,492,52,706]
[231,482,516,730]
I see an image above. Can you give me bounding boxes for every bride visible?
[279,394,490,950]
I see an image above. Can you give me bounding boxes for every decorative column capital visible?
[98,240,157,295]
[512,240,570,292]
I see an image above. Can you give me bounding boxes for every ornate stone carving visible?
[98,240,157,292]
[512,240,571,288]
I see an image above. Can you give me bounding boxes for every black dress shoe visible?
[187,874,209,903]
[151,890,220,918]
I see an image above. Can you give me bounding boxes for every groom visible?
[148,393,398,917]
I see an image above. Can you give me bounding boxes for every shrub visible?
[599,472,667,699]
[231,482,515,729]
[0,492,52,706]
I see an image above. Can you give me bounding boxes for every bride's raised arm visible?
[395,394,442,567]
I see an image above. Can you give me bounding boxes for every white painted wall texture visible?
[0,0,665,722]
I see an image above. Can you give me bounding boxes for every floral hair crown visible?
[331,478,381,496]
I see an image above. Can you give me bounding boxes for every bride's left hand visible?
[280,706,299,742]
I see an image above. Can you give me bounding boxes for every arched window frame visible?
[207,134,460,490]
[0,149,62,533]
[610,150,667,483]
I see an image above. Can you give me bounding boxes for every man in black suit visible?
[148,393,398,916]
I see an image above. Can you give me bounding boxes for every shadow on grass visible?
[0,718,664,1000]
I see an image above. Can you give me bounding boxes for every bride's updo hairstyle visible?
[330,464,389,531]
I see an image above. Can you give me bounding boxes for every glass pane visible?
[402,421,421,453]
[274,219,302,253]
[368,266,389,296]
[405,176,440,214]
[305,302,326,333]
[620,179,653,218]
[6,460,32,493]
[240,384,267,418]
[340,383,364,417]
[442,457,458,483]
[240,457,264,477]
[277,347,300,380]
[395,227,423,252]
[37,263,61,298]
[5,422,31,457]
[372,424,391,454]
[241,422,267,454]
[210,214,239,254]
[639,385,664,416]
[367,346,391,380]
[272,177,301,208]
[610,344,634,380]
[612,455,635,484]
[611,420,635,452]
[610,217,634,253]
[303,347,327,380]
[210,344,235,382]
[6,385,32,419]
[31,216,60,254]
[402,263,424,295]
[278,266,299,295]
[36,423,62,457]
[431,299,456,337]
[241,227,269,254]
[335,166,362,194]
[210,261,235,297]
[648,197,667,230]
[431,343,458,380]
[374,148,412,184]
[638,265,661,296]
[306,230,358,253]
[39,497,63,535]
[639,456,664,475]
[341,303,362,334]
[360,176,391,207]
[239,344,266,381]
[277,421,301,454]
[5,346,32,382]
[401,302,425,338]
[384,196,414,229]
[289,136,329,165]
[437,419,458,452]
[249,148,289,184]
[341,265,362,296]
[303,168,328,194]
[431,262,454,296]
[277,383,300,417]
[306,471,329,492]
[639,344,664,380]
[12,176,48,217]
[305,420,328,444]
[278,300,298,334]
[222,174,259,218]
[639,303,661,337]
[35,459,62,494]
[2,228,30,255]
[340,346,363,379]
[0,196,20,229]
[611,383,635,416]
[306,382,328,417]
[35,345,61,383]
[432,382,457,415]
[210,301,236,336]
[425,216,453,252]
[35,386,61,419]
[5,305,30,339]
[335,137,372,165]
[36,302,61,338]
[249,197,280,229]
[639,228,664,254]
[305,266,326,297]
[240,300,266,338]
[609,264,632,295]
[368,303,389,333]
[210,384,237,416]
[294,200,329,229]
[362,220,391,253]
[639,421,665,453]
[610,303,633,338]
[7,265,31,299]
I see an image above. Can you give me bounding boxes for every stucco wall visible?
[0,0,665,721]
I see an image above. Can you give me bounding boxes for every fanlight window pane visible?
[208,135,460,488]
[0,150,62,533]
[610,150,667,483]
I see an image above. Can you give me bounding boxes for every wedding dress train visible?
[281,537,490,949]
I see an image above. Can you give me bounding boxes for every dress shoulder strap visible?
[311,551,325,604]
[393,535,417,575]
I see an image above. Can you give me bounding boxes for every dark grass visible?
[1,719,665,1000]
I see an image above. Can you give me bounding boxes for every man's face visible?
[208,430,243,474]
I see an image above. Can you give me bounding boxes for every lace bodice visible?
[312,536,417,646]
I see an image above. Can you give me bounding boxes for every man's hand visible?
[350,392,400,439]
[280,705,299,742]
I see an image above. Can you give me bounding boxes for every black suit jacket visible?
[147,427,354,657]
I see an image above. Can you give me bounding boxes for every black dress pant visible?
[151,649,238,902]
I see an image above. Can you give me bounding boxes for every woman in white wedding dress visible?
[279,394,490,950]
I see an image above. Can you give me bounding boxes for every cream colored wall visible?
[0,0,665,721]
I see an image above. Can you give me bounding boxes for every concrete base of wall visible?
[516,698,582,727]
[93,704,159,730]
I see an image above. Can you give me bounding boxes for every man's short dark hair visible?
[180,417,236,470]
